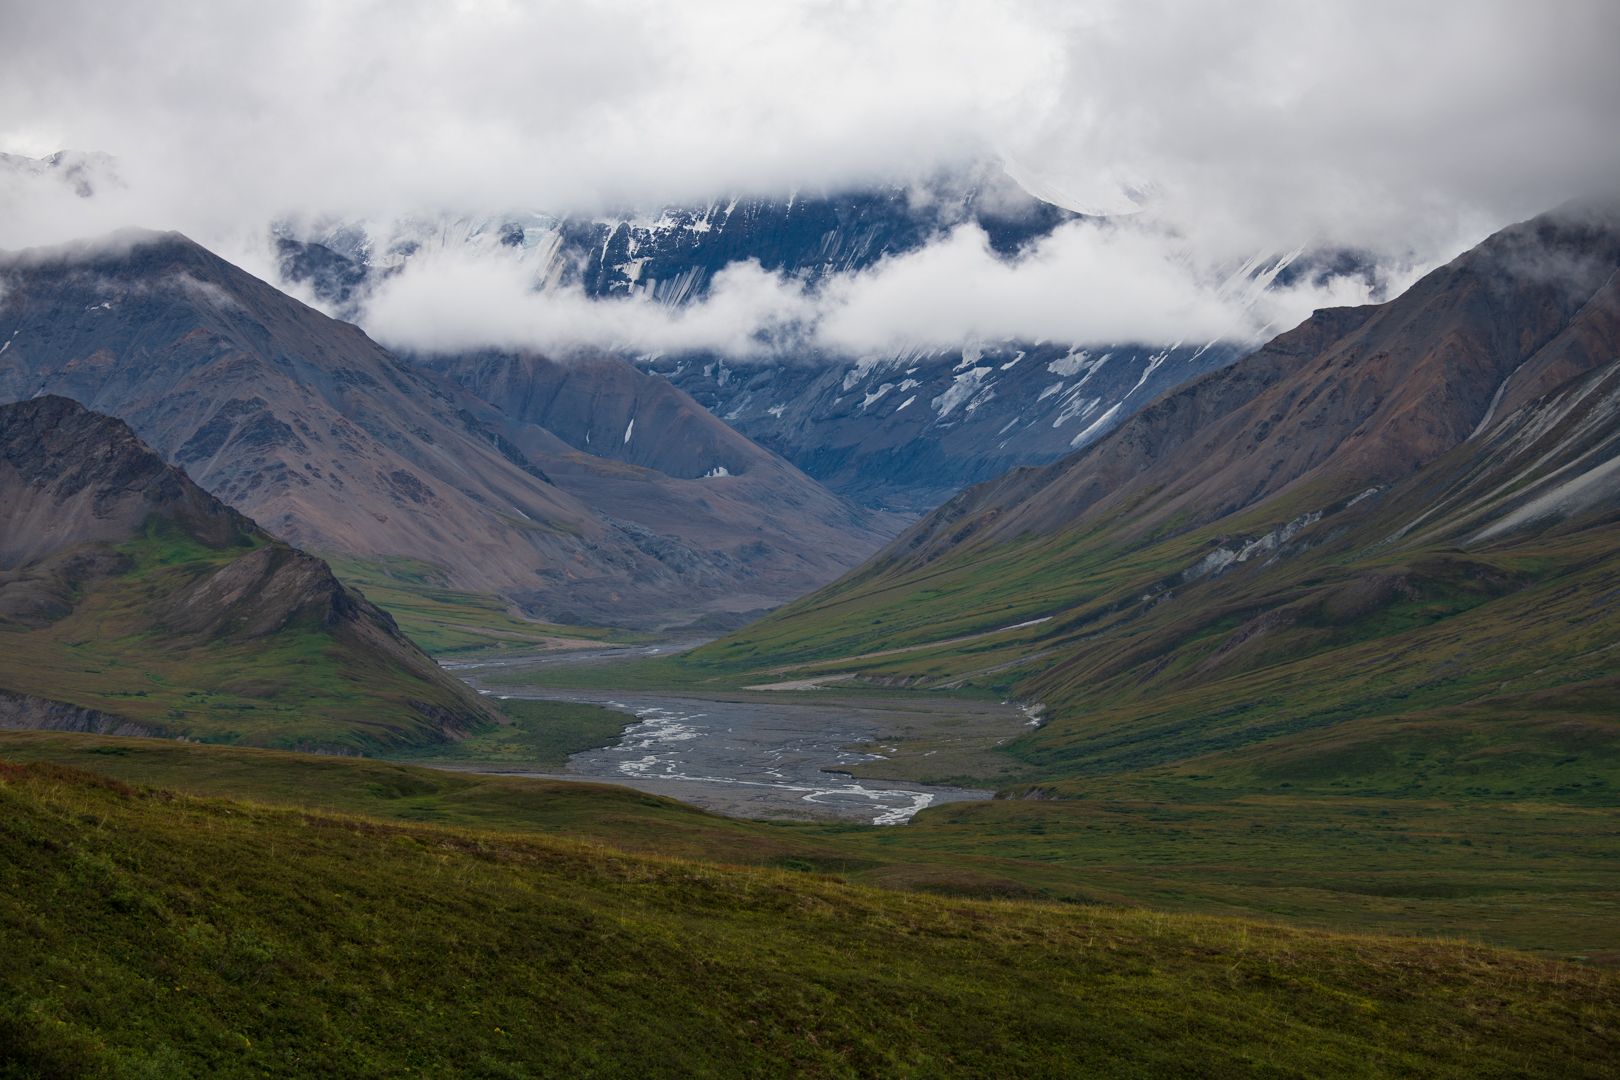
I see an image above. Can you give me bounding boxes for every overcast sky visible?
[4,0,1618,355]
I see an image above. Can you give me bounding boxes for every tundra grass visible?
[5,730,1619,961]
[4,758,1619,1079]
[387,698,634,772]
[0,526,480,753]
[322,554,636,657]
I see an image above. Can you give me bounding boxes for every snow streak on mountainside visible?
[638,340,1243,511]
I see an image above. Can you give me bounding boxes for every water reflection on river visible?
[492,692,992,825]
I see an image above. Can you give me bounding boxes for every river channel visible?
[453,685,998,824]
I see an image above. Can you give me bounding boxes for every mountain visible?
[0,230,899,628]
[877,198,1620,559]
[671,199,1620,795]
[0,395,501,753]
[273,173,1283,512]
[275,166,1081,316]
[636,339,1244,512]
[423,347,909,615]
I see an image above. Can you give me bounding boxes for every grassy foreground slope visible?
[4,758,1619,1079]
[5,729,1616,963]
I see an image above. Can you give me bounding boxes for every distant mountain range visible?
[0,395,498,753]
[0,230,899,628]
[271,171,1328,511]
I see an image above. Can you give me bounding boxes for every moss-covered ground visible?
[4,730,1617,963]
[4,757,1619,1079]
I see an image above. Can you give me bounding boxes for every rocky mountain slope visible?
[640,339,1244,511]
[672,199,1620,794]
[0,230,899,627]
[875,199,1620,565]
[0,395,501,752]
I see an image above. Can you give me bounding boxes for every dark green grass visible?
[5,758,1619,1079]
[388,698,634,771]
[6,730,1619,961]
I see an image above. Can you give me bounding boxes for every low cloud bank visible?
[364,215,1408,360]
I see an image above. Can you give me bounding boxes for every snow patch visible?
[623,418,634,443]
[1046,348,1091,377]
[861,382,896,410]
[932,366,993,418]
[1068,402,1122,448]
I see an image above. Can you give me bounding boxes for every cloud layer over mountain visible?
[3,0,1616,353]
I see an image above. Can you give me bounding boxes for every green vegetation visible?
[5,757,1619,1078]
[441,394,1620,971]
[390,697,634,772]
[324,554,640,657]
[5,730,1617,961]
[0,521,491,754]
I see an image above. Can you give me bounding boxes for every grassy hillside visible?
[4,756,1618,1079]
[4,730,1617,962]
[324,554,641,657]
[0,518,495,754]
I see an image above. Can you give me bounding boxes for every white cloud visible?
[2,0,1616,348]
[361,214,1407,358]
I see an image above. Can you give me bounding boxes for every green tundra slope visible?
[3,757,1617,1079]
[0,396,501,753]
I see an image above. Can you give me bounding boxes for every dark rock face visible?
[640,340,1243,512]
[876,199,1620,569]
[0,231,899,626]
